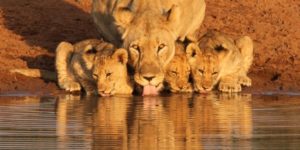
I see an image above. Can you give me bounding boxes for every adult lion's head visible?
[113,5,181,95]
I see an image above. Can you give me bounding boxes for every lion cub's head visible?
[113,5,181,95]
[88,44,132,96]
[186,32,233,93]
[164,42,192,93]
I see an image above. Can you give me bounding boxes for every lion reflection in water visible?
[55,93,252,149]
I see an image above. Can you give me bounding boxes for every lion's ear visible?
[214,44,230,60]
[84,45,98,54]
[113,48,128,64]
[56,41,74,53]
[114,8,134,30]
[186,43,201,59]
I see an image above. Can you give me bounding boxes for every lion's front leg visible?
[218,75,241,93]
[235,36,253,88]
[235,36,253,77]
[78,79,97,95]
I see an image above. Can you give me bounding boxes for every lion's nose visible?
[202,86,209,90]
[143,76,155,82]
[179,85,184,90]
[98,89,105,93]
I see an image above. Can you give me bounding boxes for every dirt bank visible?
[0,0,299,94]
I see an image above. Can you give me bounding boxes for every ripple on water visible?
[0,93,300,149]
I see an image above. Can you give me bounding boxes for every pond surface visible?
[0,93,300,149]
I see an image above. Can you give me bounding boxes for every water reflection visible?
[1,93,300,149]
[192,93,252,149]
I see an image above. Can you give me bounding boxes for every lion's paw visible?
[59,79,81,92]
[239,76,252,87]
[218,82,241,93]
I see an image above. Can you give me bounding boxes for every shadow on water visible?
[0,0,99,52]
[0,93,300,149]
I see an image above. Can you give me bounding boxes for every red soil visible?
[0,0,299,95]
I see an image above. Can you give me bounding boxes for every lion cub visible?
[186,31,253,93]
[164,42,192,93]
[56,39,133,96]
[11,39,133,96]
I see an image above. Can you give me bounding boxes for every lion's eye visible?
[212,72,218,76]
[158,43,166,52]
[130,44,140,52]
[171,70,177,76]
[93,74,98,79]
[106,72,112,78]
[198,69,204,74]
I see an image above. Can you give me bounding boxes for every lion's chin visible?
[198,89,212,94]
[199,90,209,94]
[99,92,111,97]
[142,85,160,96]
[99,90,114,97]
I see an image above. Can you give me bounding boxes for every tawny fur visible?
[55,39,133,95]
[186,31,254,93]
[164,42,192,93]
[11,39,133,96]
[92,0,206,88]
[92,47,133,96]
[55,39,103,94]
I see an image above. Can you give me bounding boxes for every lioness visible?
[11,39,133,96]
[186,31,253,93]
[92,0,206,95]
[164,42,192,93]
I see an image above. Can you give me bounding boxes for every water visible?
[0,93,300,149]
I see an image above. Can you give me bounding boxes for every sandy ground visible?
[0,0,299,95]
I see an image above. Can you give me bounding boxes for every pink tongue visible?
[142,85,159,96]
[199,90,208,94]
